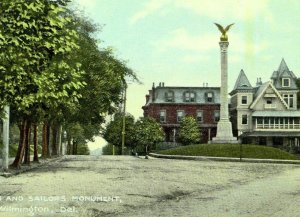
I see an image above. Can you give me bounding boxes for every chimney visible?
[152,83,155,101]
[206,83,208,87]
[145,94,150,103]
[256,78,260,86]
[162,82,165,87]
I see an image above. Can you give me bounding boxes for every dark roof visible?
[271,58,298,90]
[233,69,252,90]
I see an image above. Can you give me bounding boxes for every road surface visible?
[0,155,299,217]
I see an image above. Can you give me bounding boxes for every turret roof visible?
[233,69,252,90]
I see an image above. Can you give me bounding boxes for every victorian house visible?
[142,83,220,143]
[230,59,300,146]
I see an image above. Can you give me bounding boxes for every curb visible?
[149,153,300,165]
[0,156,64,178]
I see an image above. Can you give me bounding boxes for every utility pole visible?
[2,106,10,171]
[121,84,127,155]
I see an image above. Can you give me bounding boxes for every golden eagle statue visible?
[214,23,234,41]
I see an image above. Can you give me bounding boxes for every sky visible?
[72,0,300,120]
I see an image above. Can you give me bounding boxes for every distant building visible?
[142,82,220,143]
[230,59,300,146]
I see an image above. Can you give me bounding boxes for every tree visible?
[58,11,137,154]
[102,113,136,154]
[178,116,201,145]
[134,117,165,155]
[0,0,84,168]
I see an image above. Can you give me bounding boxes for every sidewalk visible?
[149,153,300,165]
[0,156,64,177]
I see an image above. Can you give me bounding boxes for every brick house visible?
[230,59,300,147]
[142,83,220,143]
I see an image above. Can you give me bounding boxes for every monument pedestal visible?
[211,120,238,144]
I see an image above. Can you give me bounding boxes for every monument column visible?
[212,23,238,144]
[220,41,229,121]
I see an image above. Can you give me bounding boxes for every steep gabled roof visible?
[271,58,298,90]
[250,81,289,109]
[233,69,252,90]
[277,58,289,74]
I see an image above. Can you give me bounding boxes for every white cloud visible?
[182,55,210,63]
[130,0,273,25]
[155,27,269,64]
[76,0,97,10]
[155,28,250,52]
[130,0,171,25]
[155,28,218,51]
[175,0,271,21]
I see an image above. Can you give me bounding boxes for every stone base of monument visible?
[211,120,239,144]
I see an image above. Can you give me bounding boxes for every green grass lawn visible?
[157,144,300,160]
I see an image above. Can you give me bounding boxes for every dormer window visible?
[282,78,290,87]
[184,91,196,102]
[241,96,247,105]
[165,91,174,102]
[205,92,214,103]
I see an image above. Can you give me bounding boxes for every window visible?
[206,92,214,102]
[184,92,189,101]
[177,110,184,122]
[242,115,248,125]
[257,117,263,124]
[266,98,272,104]
[160,110,166,122]
[214,111,220,122]
[184,91,196,102]
[290,94,294,108]
[165,91,174,102]
[196,111,203,123]
[190,92,195,102]
[283,94,294,108]
[282,78,290,87]
[241,96,247,104]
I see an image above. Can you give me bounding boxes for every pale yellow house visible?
[230,59,300,147]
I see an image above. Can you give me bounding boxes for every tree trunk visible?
[33,124,39,162]
[10,119,28,169]
[67,137,72,155]
[23,121,31,165]
[72,140,76,155]
[51,124,58,156]
[42,121,50,158]
[47,123,50,157]
[57,125,62,156]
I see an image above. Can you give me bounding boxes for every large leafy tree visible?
[0,0,84,168]
[63,14,136,154]
[102,113,136,154]
[178,116,201,145]
[134,117,165,154]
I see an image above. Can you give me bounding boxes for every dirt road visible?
[0,155,299,217]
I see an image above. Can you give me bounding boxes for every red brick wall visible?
[143,103,220,125]
[142,103,220,143]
